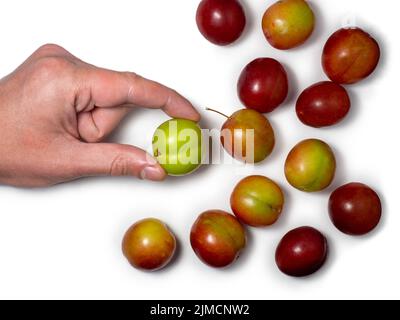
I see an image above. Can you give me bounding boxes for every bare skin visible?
[0,44,200,187]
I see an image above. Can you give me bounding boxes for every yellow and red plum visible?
[221,109,275,163]
[285,139,336,192]
[262,0,315,50]
[122,218,177,271]
[322,28,381,84]
[231,175,284,227]
[190,210,247,268]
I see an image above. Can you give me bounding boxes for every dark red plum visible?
[296,81,351,128]
[276,226,328,277]
[196,0,246,46]
[329,183,382,236]
[238,58,288,113]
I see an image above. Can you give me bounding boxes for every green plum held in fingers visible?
[285,139,336,192]
[152,119,203,176]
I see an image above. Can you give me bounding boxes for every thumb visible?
[73,142,166,181]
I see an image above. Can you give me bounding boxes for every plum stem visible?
[206,108,229,119]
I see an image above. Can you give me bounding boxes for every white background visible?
[0,0,398,300]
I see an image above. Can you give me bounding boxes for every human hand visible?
[0,44,200,187]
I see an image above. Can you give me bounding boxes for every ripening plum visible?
[322,27,381,84]
[285,139,336,192]
[190,210,247,268]
[231,175,284,227]
[219,109,276,163]
[262,0,315,50]
[122,218,176,271]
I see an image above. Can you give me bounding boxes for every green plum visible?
[231,175,284,227]
[285,139,336,192]
[152,119,203,176]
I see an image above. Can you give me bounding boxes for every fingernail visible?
[140,166,166,181]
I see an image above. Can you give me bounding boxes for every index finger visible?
[79,66,201,121]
